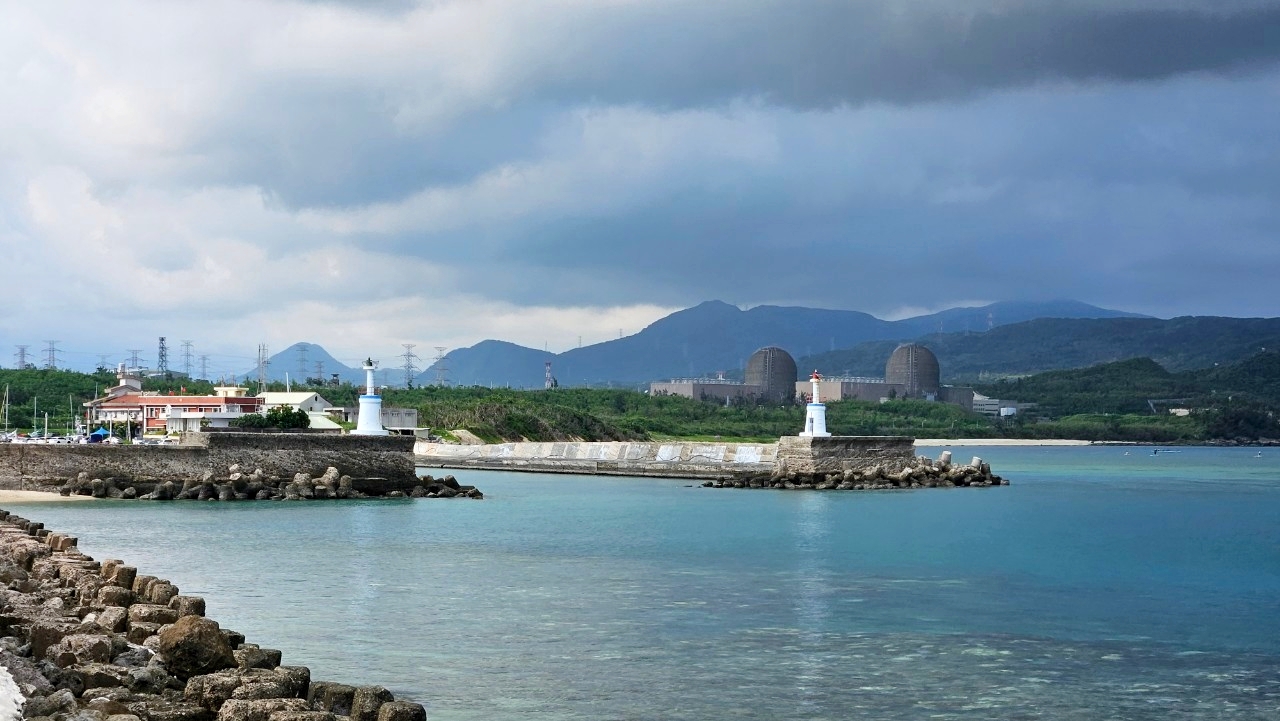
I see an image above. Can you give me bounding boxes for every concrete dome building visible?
[885,343,941,398]
[745,346,798,404]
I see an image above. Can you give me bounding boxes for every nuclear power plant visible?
[648,342,973,411]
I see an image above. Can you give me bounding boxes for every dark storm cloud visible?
[530,1,1280,110]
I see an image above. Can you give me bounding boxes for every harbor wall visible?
[415,436,919,480]
[415,440,778,479]
[0,433,417,493]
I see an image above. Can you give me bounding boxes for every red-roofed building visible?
[85,366,263,434]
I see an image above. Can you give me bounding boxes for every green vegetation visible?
[230,406,311,430]
[0,368,114,433]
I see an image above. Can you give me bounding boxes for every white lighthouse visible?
[351,358,388,436]
[799,370,830,437]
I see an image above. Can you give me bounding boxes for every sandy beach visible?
[914,439,1093,447]
[0,490,95,504]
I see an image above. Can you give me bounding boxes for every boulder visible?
[126,698,215,721]
[375,702,426,721]
[307,682,355,715]
[215,698,308,721]
[126,664,173,695]
[22,688,78,718]
[129,604,180,626]
[112,644,154,668]
[156,616,237,680]
[234,646,282,670]
[349,686,394,721]
[169,596,206,618]
[127,623,164,645]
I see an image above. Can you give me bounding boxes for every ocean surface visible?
[10,446,1280,720]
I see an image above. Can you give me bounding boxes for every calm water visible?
[10,446,1280,720]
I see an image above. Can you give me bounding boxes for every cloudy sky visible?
[2,0,1278,374]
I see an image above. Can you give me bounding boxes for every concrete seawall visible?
[0,434,417,494]
[415,440,778,479]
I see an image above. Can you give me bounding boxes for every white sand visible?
[914,438,1093,447]
[0,490,95,503]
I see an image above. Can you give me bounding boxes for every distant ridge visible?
[800,316,1280,381]
[418,299,1146,388]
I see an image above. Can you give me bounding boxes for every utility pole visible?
[400,344,421,388]
[181,340,194,377]
[14,345,30,369]
[42,341,61,370]
[433,347,448,387]
[198,355,210,381]
[157,337,169,375]
[256,344,270,393]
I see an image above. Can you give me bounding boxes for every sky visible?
[2,0,1278,375]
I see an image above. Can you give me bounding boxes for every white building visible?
[258,392,333,413]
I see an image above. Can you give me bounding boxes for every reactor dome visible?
[745,346,798,404]
[885,343,941,398]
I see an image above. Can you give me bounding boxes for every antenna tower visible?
[42,341,61,370]
[180,340,194,377]
[14,345,30,369]
[433,347,448,387]
[400,344,421,388]
[256,344,270,393]
[157,337,169,375]
[198,355,210,381]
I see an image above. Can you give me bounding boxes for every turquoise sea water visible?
[10,446,1280,719]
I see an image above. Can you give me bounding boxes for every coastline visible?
[914,438,1094,447]
[0,489,95,503]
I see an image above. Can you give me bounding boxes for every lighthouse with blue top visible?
[352,358,388,436]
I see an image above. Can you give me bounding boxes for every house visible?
[84,366,263,434]
[257,391,343,430]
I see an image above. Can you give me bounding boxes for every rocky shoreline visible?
[700,452,1008,490]
[0,509,429,721]
[55,466,482,502]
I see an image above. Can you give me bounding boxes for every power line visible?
[433,347,448,387]
[42,341,62,370]
[181,340,194,377]
[256,344,270,393]
[157,337,169,375]
[400,344,421,388]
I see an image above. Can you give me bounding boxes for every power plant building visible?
[649,347,799,404]
[796,343,974,411]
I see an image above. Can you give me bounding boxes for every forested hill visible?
[974,351,1280,417]
[801,316,1280,381]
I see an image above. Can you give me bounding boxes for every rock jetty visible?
[701,451,1008,490]
[55,467,482,502]
[0,509,429,721]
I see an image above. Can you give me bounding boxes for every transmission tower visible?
[199,355,210,381]
[433,347,448,387]
[314,361,325,384]
[256,344,270,393]
[400,344,421,388]
[157,337,169,375]
[296,345,308,379]
[127,350,143,372]
[14,345,30,369]
[96,354,111,372]
[180,340,194,377]
[42,341,61,370]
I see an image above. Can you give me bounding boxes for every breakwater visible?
[0,509,428,721]
[416,436,1009,489]
[0,434,482,500]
